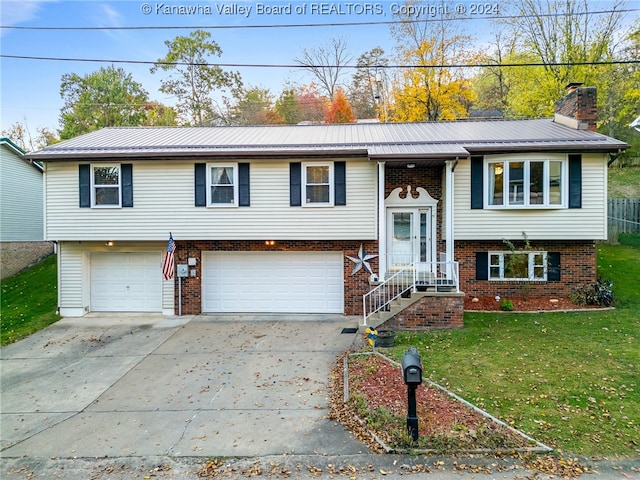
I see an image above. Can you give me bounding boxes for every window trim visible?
[91,164,121,208]
[302,162,334,207]
[207,163,238,207]
[484,155,567,209]
[488,251,548,281]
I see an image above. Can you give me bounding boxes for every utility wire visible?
[0,8,637,30]
[1,54,638,69]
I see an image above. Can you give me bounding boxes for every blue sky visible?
[1,1,636,135]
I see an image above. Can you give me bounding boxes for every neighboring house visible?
[26,86,628,329]
[0,137,53,279]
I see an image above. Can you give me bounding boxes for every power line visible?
[2,53,638,69]
[0,8,637,31]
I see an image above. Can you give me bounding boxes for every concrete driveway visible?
[1,313,368,459]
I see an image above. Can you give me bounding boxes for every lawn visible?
[384,244,639,457]
[608,166,640,198]
[0,254,60,346]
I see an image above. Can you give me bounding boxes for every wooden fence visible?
[608,198,640,240]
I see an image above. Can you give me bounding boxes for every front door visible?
[387,208,432,271]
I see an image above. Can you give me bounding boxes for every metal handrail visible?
[362,261,460,327]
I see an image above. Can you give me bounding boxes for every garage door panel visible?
[91,252,162,312]
[202,251,343,313]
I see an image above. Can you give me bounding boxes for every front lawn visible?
[1,254,60,346]
[382,244,639,457]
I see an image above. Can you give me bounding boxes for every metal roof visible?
[26,119,628,162]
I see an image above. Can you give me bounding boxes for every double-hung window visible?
[489,251,547,281]
[487,156,565,208]
[208,164,237,206]
[303,162,333,206]
[92,165,121,207]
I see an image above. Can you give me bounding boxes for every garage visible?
[90,252,162,312]
[202,251,344,313]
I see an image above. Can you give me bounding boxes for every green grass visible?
[1,254,60,346]
[385,244,639,457]
[609,166,640,198]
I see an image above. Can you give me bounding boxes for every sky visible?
[0,0,637,136]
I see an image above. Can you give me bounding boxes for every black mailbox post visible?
[401,347,423,441]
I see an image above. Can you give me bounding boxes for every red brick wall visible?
[553,87,597,131]
[385,165,446,252]
[172,240,377,316]
[456,239,596,299]
[381,294,464,330]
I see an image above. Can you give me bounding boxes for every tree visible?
[389,0,478,121]
[295,84,330,123]
[226,87,282,125]
[143,101,178,126]
[275,88,303,124]
[2,120,58,151]
[499,0,627,110]
[348,47,390,120]
[59,65,150,139]
[294,37,352,100]
[324,88,355,123]
[151,29,242,126]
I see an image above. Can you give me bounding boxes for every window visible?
[489,251,547,281]
[303,162,333,206]
[487,157,565,208]
[208,164,237,206]
[92,165,120,207]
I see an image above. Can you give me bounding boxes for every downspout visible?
[445,160,456,282]
[378,161,386,281]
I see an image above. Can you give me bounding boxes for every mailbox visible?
[401,347,423,385]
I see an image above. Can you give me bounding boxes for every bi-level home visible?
[26,86,627,329]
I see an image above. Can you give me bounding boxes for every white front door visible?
[387,208,432,271]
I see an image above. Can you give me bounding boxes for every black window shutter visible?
[79,164,90,208]
[121,164,133,207]
[547,252,561,281]
[334,161,346,206]
[238,163,250,207]
[290,162,302,206]
[476,252,489,280]
[194,163,206,207]
[470,156,484,209]
[568,154,582,209]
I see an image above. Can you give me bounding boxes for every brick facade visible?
[173,240,377,316]
[553,86,597,131]
[381,293,465,330]
[0,242,55,279]
[456,239,596,299]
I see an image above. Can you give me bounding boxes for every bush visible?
[569,278,615,307]
[618,233,640,248]
[500,299,514,311]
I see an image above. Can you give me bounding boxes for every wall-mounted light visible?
[265,240,276,246]
[105,241,114,247]
[407,163,416,169]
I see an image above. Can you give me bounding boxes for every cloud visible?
[1,1,57,27]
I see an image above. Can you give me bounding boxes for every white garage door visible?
[91,252,162,312]
[202,251,344,313]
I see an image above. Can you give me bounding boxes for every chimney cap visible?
[566,82,584,91]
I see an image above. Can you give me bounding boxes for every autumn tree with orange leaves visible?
[324,88,355,124]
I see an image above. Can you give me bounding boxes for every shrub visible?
[569,278,615,307]
[500,299,514,311]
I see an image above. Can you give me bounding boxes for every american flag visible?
[162,233,176,280]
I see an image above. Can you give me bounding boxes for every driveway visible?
[0,313,368,458]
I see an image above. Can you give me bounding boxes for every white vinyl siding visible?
[57,241,174,317]
[454,153,608,240]
[0,145,43,241]
[44,159,377,241]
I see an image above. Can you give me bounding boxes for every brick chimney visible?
[553,83,597,131]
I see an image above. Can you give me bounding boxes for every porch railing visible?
[362,261,459,327]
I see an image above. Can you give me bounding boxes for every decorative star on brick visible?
[346,244,378,275]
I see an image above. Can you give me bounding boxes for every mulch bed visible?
[464,296,602,311]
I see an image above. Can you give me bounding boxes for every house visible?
[25,86,628,328]
[0,137,53,279]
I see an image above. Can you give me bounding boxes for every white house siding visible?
[453,153,608,240]
[44,159,377,241]
[57,241,174,317]
[0,145,43,241]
